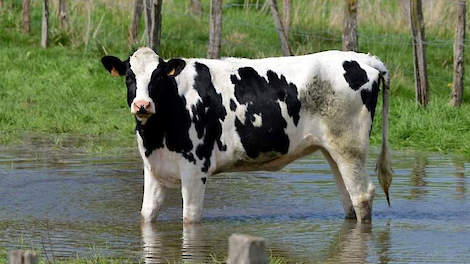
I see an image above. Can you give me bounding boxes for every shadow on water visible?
[0,140,470,263]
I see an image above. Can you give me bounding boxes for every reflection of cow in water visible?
[140,220,392,263]
[102,47,393,224]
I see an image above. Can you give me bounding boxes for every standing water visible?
[0,139,469,263]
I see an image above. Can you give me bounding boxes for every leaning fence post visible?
[9,250,38,264]
[268,0,291,56]
[227,234,268,264]
[409,0,429,106]
[450,0,466,107]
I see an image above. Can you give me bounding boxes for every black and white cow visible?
[101,47,392,224]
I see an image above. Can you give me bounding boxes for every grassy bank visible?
[0,249,288,264]
[0,0,469,157]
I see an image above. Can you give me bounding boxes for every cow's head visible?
[101,47,186,122]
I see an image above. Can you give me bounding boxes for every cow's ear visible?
[101,56,126,77]
[166,59,186,77]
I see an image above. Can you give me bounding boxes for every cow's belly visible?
[215,134,320,173]
[145,152,182,187]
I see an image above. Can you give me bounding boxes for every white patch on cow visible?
[176,61,201,119]
[277,100,299,152]
[252,113,262,127]
[129,48,159,114]
[234,102,247,124]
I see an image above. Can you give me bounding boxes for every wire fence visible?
[12,0,466,86]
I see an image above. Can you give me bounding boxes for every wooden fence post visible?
[207,0,223,59]
[343,0,358,52]
[450,0,466,107]
[41,0,49,48]
[409,0,429,106]
[9,250,38,264]
[58,0,67,29]
[268,0,291,56]
[130,0,144,45]
[143,0,163,52]
[150,0,163,53]
[283,0,291,37]
[227,234,268,264]
[189,0,202,16]
[143,0,152,47]
[22,0,30,33]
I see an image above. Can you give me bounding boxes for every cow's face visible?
[101,47,185,122]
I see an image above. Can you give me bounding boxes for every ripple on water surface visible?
[0,142,469,263]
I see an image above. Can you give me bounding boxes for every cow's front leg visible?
[181,169,207,224]
[141,166,166,222]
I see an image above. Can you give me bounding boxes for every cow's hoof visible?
[344,207,357,219]
[141,209,159,223]
[354,200,372,224]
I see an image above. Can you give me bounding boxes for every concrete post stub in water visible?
[227,234,268,264]
[9,250,38,264]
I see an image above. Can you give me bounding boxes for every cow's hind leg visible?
[141,166,167,222]
[325,147,375,223]
[321,149,356,219]
[180,166,207,224]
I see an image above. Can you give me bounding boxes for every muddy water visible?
[0,141,469,263]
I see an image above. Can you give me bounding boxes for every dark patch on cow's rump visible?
[136,62,195,163]
[360,80,379,122]
[191,62,228,172]
[201,177,207,184]
[230,99,237,111]
[231,67,300,159]
[343,60,369,91]
[360,80,380,136]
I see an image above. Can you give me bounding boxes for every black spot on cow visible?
[361,80,380,136]
[343,60,369,91]
[191,62,228,172]
[361,80,380,121]
[125,70,137,106]
[230,99,237,111]
[231,67,301,159]
[135,62,195,163]
[201,177,207,184]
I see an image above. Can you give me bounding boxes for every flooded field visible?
[0,140,469,263]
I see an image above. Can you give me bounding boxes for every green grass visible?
[0,249,290,264]
[0,0,469,157]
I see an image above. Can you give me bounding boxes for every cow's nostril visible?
[137,106,148,115]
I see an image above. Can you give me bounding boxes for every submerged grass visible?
[0,0,469,157]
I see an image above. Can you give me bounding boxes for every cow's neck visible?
[135,78,195,159]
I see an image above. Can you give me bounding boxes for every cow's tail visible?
[376,69,393,206]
